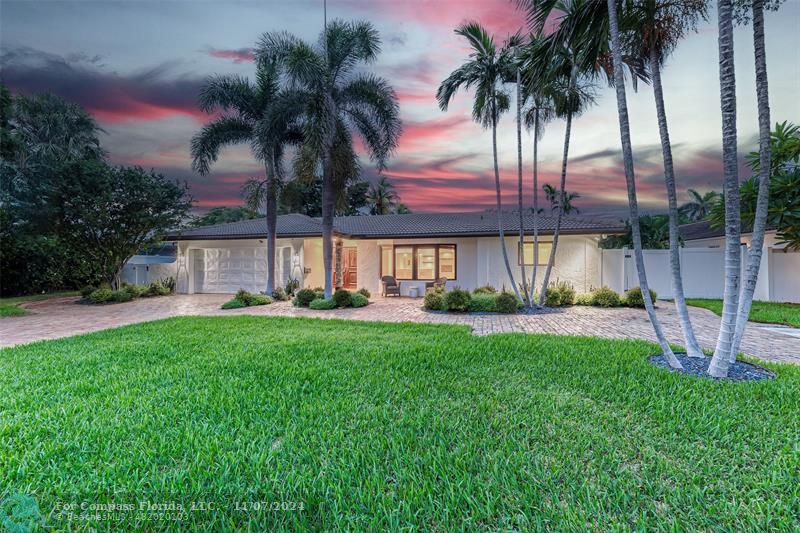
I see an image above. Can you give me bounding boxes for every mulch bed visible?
[649,352,776,381]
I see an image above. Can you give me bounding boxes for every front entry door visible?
[341,248,358,289]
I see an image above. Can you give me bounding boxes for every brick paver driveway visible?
[2,295,798,364]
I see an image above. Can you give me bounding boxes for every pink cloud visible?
[207,47,256,63]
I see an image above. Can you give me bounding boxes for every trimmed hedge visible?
[591,287,622,307]
[351,293,369,308]
[495,291,518,314]
[221,289,272,310]
[333,289,352,308]
[444,288,471,312]
[310,298,337,310]
[469,294,497,312]
[424,290,445,311]
[294,288,317,307]
[625,286,658,308]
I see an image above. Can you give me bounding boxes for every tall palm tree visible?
[606,0,684,369]
[626,0,709,359]
[191,59,292,295]
[366,176,398,215]
[730,0,783,361]
[437,22,521,301]
[708,0,741,377]
[256,21,401,299]
[680,189,719,221]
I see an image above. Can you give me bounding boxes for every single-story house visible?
[678,220,781,249]
[164,212,625,296]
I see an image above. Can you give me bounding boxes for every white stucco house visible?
[163,212,626,296]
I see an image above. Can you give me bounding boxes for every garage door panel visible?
[194,247,267,293]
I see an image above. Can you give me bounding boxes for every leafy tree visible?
[192,206,259,227]
[191,59,298,294]
[599,214,675,250]
[57,161,192,289]
[437,22,522,301]
[680,189,720,222]
[366,176,398,215]
[395,203,412,214]
[257,20,401,297]
[275,177,369,217]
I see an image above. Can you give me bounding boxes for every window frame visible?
[380,244,457,281]
[518,240,553,266]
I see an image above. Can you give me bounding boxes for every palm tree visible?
[437,22,521,301]
[708,0,741,377]
[191,59,293,295]
[680,189,719,221]
[626,0,708,359]
[730,0,783,362]
[606,0,684,369]
[256,21,401,299]
[366,176,398,215]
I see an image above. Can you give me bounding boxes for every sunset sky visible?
[2,0,798,216]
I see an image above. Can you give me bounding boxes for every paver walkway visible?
[2,294,798,365]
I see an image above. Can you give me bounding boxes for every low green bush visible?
[357,287,371,299]
[294,288,317,307]
[445,287,472,312]
[351,293,369,308]
[556,281,576,306]
[271,287,288,301]
[333,288,352,308]
[145,281,171,297]
[89,288,112,304]
[423,289,445,311]
[472,285,497,295]
[159,277,176,294]
[250,294,272,306]
[625,286,658,307]
[544,286,561,307]
[80,285,96,298]
[121,283,145,298]
[221,298,247,310]
[495,291,518,314]
[235,289,254,306]
[469,294,497,312]
[591,287,622,307]
[110,289,133,303]
[309,298,337,310]
[575,293,593,306]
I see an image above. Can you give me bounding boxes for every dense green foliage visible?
[293,289,318,307]
[625,286,659,308]
[444,287,472,312]
[309,298,337,310]
[222,290,272,310]
[333,289,353,308]
[1,317,798,529]
[686,299,800,328]
[468,294,497,312]
[590,287,623,307]
[350,293,369,308]
[423,289,446,311]
[598,214,687,249]
[192,206,259,227]
[495,291,518,314]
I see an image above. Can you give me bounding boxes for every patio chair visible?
[426,277,448,293]
[381,275,401,297]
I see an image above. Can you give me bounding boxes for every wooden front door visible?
[341,248,358,289]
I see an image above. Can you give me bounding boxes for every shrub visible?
[221,298,247,310]
[591,287,621,307]
[145,281,171,297]
[294,288,317,307]
[160,276,176,294]
[544,285,562,307]
[556,281,576,306]
[250,294,272,306]
[89,288,112,304]
[271,287,288,301]
[575,293,593,306]
[625,286,658,308]
[309,298,336,310]
[235,289,254,306]
[444,287,471,312]
[469,293,497,312]
[284,278,300,296]
[121,283,146,298]
[357,287,371,299]
[333,288,352,308]
[351,293,369,308]
[495,291,518,314]
[110,289,133,303]
[80,285,96,298]
[423,289,445,311]
[473,285,497,295]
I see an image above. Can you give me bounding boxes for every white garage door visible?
[193,247,267,294]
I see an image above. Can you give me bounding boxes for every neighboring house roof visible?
[678,220,777,242]
[166,212,626,241]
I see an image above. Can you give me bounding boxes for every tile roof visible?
[166,212,626,240]
[678,221,725,242]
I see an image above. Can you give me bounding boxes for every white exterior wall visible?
[121,257,177,286]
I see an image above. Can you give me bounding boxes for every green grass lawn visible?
[1,317,798,530]
[686,298,800,328]
[0,291,80,317]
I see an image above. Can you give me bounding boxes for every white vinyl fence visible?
[601,246,800,303]
[121,255,177,286]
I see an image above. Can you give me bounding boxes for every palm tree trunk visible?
[649,51,704,358]
[709,0,741,378]
[321,156,334,299]
[731,0,771,361]
[516,69,531,307]
[607,0,682,369]
[492,100,521,301]
[530,109,540,306]
[265,161,277,295]
[538,111,570,306]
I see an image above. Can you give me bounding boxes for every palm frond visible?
[190,116,254,175]
[198,75,258,117]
